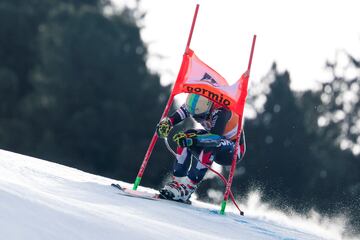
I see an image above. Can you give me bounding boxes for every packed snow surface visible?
[0,149,356,240]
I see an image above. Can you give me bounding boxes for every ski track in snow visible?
[0,149,357,240]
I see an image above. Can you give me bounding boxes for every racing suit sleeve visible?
[168,104,190,125]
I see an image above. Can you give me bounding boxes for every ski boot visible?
[160,176,197,204]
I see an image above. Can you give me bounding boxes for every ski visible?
[111,183,191,205]
[111,183,160,201]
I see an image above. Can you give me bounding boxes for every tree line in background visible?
[0,0,359,234]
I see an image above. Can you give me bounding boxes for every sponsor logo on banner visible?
[184,85,232,107]
[200,73,219,87]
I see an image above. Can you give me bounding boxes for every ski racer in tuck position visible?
[156,93,246,203]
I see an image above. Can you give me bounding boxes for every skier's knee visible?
[173,163,188,177]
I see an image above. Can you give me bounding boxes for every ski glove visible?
[173,131,197,148]
[156,117,173,138]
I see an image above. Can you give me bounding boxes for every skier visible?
[156,93,246,202]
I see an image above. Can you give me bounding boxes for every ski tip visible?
[111,183,124,191]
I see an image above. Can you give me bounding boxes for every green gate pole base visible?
[220,200,227,215]
[133,176,141,190]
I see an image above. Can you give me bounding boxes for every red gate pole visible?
[133,4,200,190]
[220,35,256,214]
[185,4,199,52]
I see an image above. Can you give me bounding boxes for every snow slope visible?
[0,149,356,240]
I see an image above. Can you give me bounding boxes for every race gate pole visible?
[133,4,200,190]
[220,35,256,214]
